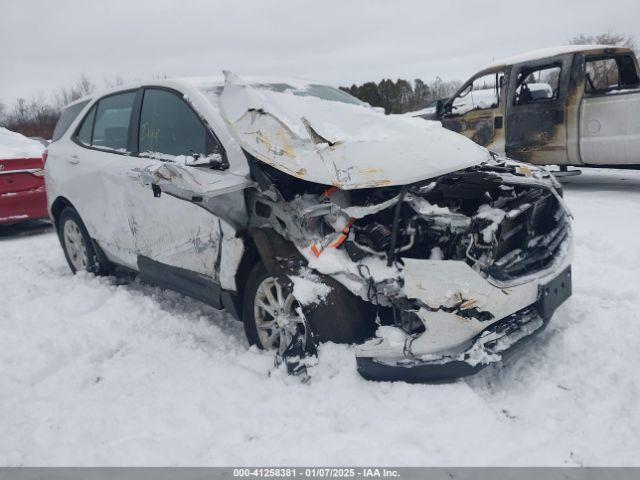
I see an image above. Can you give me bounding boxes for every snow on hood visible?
[0,128,45,160]
[219,72,490,190]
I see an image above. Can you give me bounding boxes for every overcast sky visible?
[1,0,639,105]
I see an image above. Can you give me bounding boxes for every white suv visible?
[45,73,573,382]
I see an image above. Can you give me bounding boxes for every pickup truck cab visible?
[429,45,640,168]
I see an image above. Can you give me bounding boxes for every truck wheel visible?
[242,261,312,353]
[58,207,110,275]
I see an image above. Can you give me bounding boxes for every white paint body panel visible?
[580,91,640,165]
[125,158,221,277]
[45,135,139,268]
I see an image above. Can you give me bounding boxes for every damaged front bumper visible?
[357,303,549,383]
[355,254,572,383]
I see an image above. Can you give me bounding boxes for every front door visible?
[505,55,573,165]
[124,87,229,282]
[440,69,506,154]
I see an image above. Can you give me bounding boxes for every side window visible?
[514,64,561,105]
[76,105,96,146]
[449,71,503,116]
[139,89,216,158]
[52,100,89,142]
[585,55,639,94]
[91,92,136,151]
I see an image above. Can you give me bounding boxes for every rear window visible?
[51,100,89,142]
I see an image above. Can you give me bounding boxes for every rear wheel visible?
[58,207,110,275]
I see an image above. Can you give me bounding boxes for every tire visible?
[241,260,376,350]
[58,206,111,275]
[242,261,309,352]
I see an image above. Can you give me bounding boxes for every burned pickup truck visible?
[421,45,640,169]
[46,73,572,382]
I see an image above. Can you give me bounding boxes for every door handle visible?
[68,155,80,165]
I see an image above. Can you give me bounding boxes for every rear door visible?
[440,69,506,153]
[62,90,141,268]
[505,55,573,165]
[579,53,640,165]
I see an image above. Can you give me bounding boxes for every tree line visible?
[0,76,121,139]
[340,77,462,114]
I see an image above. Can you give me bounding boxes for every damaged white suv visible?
[45,73,572,382]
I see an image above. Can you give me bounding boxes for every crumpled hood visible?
[219,72,490,190]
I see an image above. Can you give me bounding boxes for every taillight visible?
[42,149,48,165]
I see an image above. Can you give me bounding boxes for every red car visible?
[0,128,47,225]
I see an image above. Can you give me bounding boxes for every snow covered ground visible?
[1,168,639,466]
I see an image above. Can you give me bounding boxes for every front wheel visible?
[242,262,312,355]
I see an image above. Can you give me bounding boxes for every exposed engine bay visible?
[250,155,570,303]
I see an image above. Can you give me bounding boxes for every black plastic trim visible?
[137,255,222,309]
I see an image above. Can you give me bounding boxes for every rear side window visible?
[138,89,210,157]
[92,92,135,151]
[586,58,619,92]
[585,55,640,94]
[76,105,96,146]
[74,92,136,151]
[52,100,89,142]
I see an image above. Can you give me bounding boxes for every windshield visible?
[254,83,365,106]
[201,82,366,107]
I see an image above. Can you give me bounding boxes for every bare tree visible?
[569,32,636,51]
[2,74,99,138]
[103,75,125,89]
[4,95,59,138]
[53,75,96,109]
[428,77,462,102]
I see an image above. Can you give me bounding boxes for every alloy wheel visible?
[253,276,307,354]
